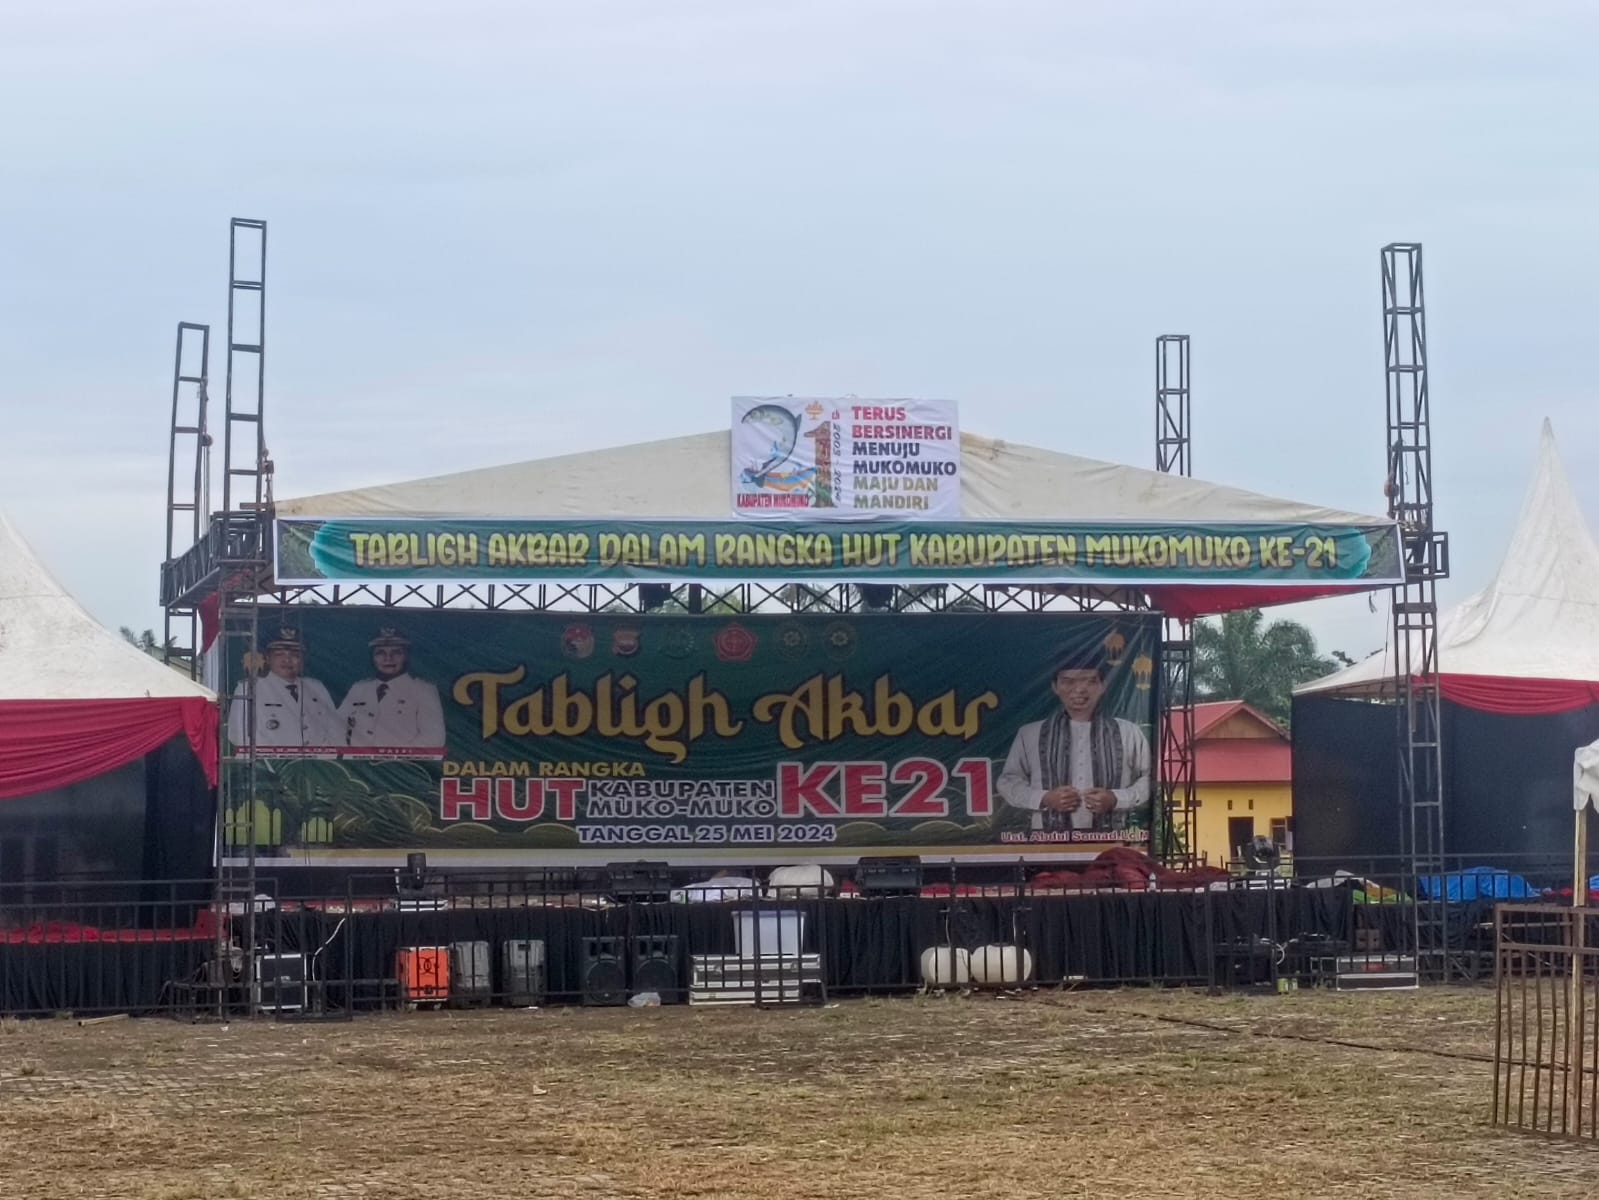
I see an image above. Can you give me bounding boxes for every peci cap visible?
[1052,645,1106,679]
[369,627,411,650]
[265,628,305,653]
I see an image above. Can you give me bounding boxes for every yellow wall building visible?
[1174,701,1294,867]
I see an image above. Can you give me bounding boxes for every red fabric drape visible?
[0,697,219,800]
[1437,674,1599,716]
[1143,583,1373,620]
[198,591,222,652]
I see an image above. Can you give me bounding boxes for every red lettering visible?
[779,762,842,817]
[545,778,582,821]
[496,779,545,822]
[954,758,993,817]
[440,778,491,821]
[841,762,888,817]
[890,758,949,817]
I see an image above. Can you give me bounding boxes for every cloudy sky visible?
[3,0,1596,660]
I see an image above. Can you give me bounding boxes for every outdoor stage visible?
[120,226,1449,1021]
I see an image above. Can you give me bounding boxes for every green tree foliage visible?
[1192,608,1338,726]
[120,626,195,676]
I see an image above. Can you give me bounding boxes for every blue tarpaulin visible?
[1416,867,1539,902]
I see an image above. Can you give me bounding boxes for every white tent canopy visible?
[1575,739,1599,812]
[1299,420,1599,698]
[277,430,1390,527]
[0,512,213,702]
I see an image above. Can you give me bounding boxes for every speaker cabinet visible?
[632,935,682,1004]
[582,936,627,1006]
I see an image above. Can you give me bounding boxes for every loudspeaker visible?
[858,856,923,896]
[632,935,682,1004]
[582,936,627,1006]
[502,939,546,1007]
[638,584,674,611]
[606,861,673,901]
[857,584,896,610]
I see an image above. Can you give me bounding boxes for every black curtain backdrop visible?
[141,733,214,896]
[1293,694,1599,864]
[1292,696,1400,862]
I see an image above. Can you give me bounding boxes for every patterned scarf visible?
[1038,710,1124,832]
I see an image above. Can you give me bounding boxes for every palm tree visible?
[1192,609,1337,726]
[120,626,161,656]
[120,626,195,676]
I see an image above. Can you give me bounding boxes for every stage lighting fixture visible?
[857,584,895,610]
[1242,836,1282,874]
[857,855,923,896]
[605,860,674,902]
[403,852,428,892]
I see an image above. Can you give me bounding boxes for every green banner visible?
[221,608,1161,863]
[274,516,1402,587]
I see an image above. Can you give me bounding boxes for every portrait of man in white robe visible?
[997,652,1152,832]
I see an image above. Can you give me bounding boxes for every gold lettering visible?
[687,673,743,740]
[753,674,824,751]
[916,690,963,737]
[874,676,914,736]
[551,674,592,736]
[826,675,873,739]
[453,667,528,739]
[642,692,687,763]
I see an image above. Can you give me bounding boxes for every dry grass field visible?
[2,986,1597,1199]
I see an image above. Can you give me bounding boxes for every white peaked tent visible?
[277,429,1384,525]
[1298,420,1599,714]
[0,512,217,800]
[276,430,1396,619]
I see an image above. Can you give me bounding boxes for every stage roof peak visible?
[1299,418,1599,703]
[0,512,213,702]
[276,428,1389,526]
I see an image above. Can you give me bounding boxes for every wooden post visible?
[1570,807,1589,1134]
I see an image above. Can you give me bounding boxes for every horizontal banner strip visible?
[275,518,1402,587]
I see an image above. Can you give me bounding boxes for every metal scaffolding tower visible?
[1382,243,1451,972]
[1156,334,1192,477]
[221,219,268,517]
[219,218,273,1011]
[162,323,210,678]
[1154,334,1197,863]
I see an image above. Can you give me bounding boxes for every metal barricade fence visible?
[0,877,221,1018]
[1494,903,1599,1139]
[3,855,1577,1019]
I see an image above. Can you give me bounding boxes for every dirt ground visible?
[2,986,1596,1199]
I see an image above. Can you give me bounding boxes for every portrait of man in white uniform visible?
[339,627,446,752]
[226,628,343,753]
[997,651,1151,833]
